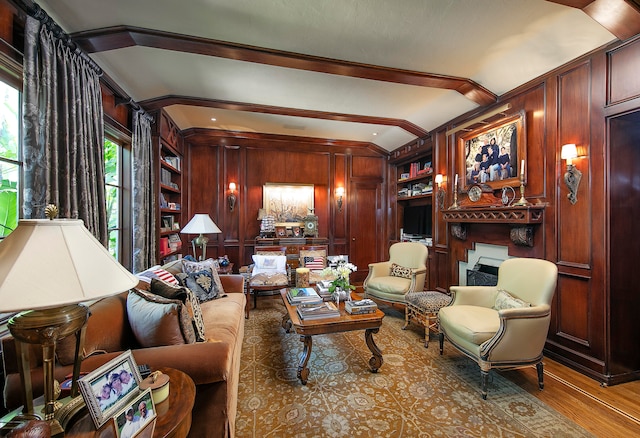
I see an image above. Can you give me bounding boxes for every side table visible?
[66,367,195,438]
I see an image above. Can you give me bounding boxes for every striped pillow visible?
[136,266,179,285]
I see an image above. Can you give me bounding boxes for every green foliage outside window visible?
[104,138,120,258]
[0,81,20,238]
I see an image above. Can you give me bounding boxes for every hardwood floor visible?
[501,358,640,437]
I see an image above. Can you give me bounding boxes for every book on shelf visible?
[287,287,323,305]
[345,299,378,315]
[296,301,340,320]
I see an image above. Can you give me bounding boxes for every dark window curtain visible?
[132,111,156,273]
[22,15,107,243]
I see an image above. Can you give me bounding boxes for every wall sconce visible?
[435,174,445,209]
[228,182,237,211]
[561,144,582,205]
[336,186,345,211]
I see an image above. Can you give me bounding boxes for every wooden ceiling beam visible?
[140,95,429,137]
[547,0,640,40]
[72,26,497,107]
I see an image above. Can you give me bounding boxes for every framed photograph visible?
[292,226,302,237]
[114,388,156,438]
[459,111,526,190]
[275,226,287,238]
[263,183,314,223]
[78,350,143,429]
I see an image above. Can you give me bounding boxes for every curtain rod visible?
[16,0,103,75]
[16,0,153,121]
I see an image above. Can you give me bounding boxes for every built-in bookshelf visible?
[158,138,183,263]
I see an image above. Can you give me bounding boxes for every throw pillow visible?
[493,289,531,310]
[136,265,179,286]
[176,269,221,303]
[251,254,287,275]
[182,258,224,296]
[390,263,412,279]
[126,289,196,347]
[150,279,206,342]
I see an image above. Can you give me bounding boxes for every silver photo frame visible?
[78,350,143,429]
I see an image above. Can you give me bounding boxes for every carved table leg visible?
[297,335,312,384]
[281,313,292,333]
[365,328,383,372]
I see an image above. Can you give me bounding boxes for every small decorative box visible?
[139,371,170,404]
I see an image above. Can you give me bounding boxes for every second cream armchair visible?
[364,242,428,305]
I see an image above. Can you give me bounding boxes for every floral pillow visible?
[390,263,412,279]
[493,289,531,310]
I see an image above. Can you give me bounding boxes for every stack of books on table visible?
[287,287,323,305]
[345,299,378,315]
[296,302,340,320]
[315,281,333,300]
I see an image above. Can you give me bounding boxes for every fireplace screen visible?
[466,263,499,286]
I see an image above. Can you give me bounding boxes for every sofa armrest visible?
[220,274,244,293]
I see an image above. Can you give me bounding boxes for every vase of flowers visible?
[321,260,357,305]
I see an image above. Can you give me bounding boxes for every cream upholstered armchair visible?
[438,257,558,399]
[363,242,428,304]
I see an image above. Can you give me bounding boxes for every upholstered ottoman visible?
[403,291,452,347]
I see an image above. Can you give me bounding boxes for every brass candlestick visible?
[513,174,530,206]
[450,181,459,209]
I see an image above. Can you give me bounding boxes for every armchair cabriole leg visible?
[438,333,444,354]
[481,370,489,400]
[536,362,544,390]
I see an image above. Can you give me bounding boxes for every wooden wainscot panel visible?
[608,36,640,106]
[554,274,590,346]
[351,156,385,179]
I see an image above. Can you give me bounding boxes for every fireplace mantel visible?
[442,204,546,246]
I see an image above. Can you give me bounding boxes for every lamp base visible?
[7,304,89,436]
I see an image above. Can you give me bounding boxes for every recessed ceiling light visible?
[373,132,378,136]
[211,117,217,122]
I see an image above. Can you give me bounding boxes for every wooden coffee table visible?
[280,290,385,384]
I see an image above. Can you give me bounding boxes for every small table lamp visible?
[0,208,138,434]
[180,214,221,261]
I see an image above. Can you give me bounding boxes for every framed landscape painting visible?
[459,111,526,190]
[263,183,314,225]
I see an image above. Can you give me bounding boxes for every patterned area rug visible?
[236,299,593,437]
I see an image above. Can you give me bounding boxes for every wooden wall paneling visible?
[608,36,640,106]
[558,62,592,267]
[224,146,241,244]
[349,181,383,283]
[332,153,348,255]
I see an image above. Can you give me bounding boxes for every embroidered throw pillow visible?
[182,258,224,296]
[150,279,206,342]
[251,255,287,275]
[177,269,222,303]
[493,289,531,310]
[390,263,412,279]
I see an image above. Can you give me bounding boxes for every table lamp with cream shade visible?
[0,206,138,435]
[180,213,221,261]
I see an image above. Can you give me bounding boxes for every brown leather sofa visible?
[2,272,246,438]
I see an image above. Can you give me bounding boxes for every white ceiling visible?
[37,0,615,151]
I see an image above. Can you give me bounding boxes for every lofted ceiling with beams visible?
[32,0,635,152]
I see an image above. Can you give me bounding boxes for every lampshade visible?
[180,214,222,234]
[0,219,138,313]
[561,143,578,160]
[435,174,443,184]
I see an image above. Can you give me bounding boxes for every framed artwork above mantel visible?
[459,111,526,191]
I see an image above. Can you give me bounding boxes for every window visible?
[0,80,21,238]
[105,137,124,260]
